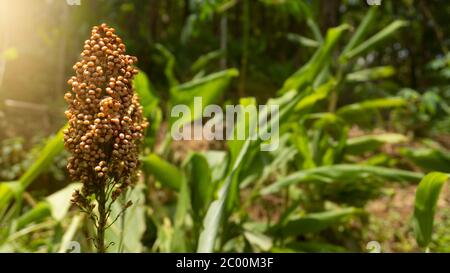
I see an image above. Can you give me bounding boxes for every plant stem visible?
[96,186,107,253]
[118,192,127,253]
[220,14,228,70]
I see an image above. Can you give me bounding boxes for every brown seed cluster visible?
[64,23,147,205]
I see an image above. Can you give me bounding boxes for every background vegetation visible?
[0,0,450,253]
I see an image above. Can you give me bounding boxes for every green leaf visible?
[337,97,406,117]
[0,126,66,210]
[169,69,238,126]
[171,176,190,252]
[413,172,449,248]
[287,33,319,48]
[275,241,347,253]
[58,215,83,253]
[346,66,396,82]
[15,202,51,230]
[142,154,183,191]
[244,230,273,252]
[46,183,81,221]
[191,50,225,73]
[345,133,408,155]
[133,70,159,118]
[0,181,20,210]
[227,97,257,169]
[105,183,146,253]
[400,147,450,173]
[197,105,262,252]
[174,178,190,228]
[272,208,362,236]
[297,0,322,42]
[154,43,179,87]
[225,97,261,213]
[133,70,162,147]
[279,24,349,94]
[196,182,227,252]
[197,138,251,253]
[341,20,408,61]
[261,164,423,195]
[294,79,336,111]
[20,126,66,190]
[292,125,315,169]
[341,7,378,57]
[197,90,305,252]
[185,153,213,220]
[202,150,228,182]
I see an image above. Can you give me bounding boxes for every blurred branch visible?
[217,0,238,13]
[220,14,228,69]
[4,99,48,112]
[239,0,249,97]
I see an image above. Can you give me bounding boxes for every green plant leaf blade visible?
[341,7,378,57]
[105,183,146,253]
[413,172,449,248]
[273,241,347,253]
[191,50,225,73]
[185,153,213,220]
[345,133,408,155]
[154,43,179,87]
[196,91,308,252]
[261,164,423,195]
[279,24,349,94]
[19,126,66,190]
[271,207,362,236]
[46,183,82,221]
[336,97,406,118]
[342,20,408,61]
[16,202,52,230]
[400,147,450,173]
[169,69,238,126]
[133,70,159,118]
[142,154,183,191]
[0,126,66,210]
[345,66,396,82]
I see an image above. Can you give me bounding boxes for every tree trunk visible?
[319,0,341,33]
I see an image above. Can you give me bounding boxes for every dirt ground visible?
[365,183,450,252]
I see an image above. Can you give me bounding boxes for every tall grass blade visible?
[413,172,449,248]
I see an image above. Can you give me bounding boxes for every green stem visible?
[96,186,107,253]
[118,193,127,253]
[158,132,172,158]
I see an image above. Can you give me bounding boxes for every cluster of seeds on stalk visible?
[64,23,147,202]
